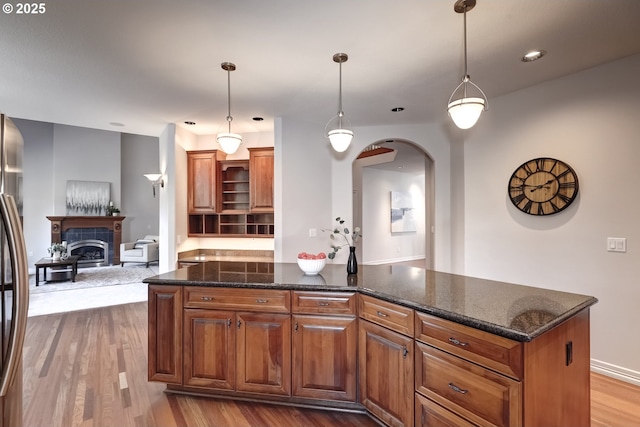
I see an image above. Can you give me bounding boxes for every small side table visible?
[34,255,81,286]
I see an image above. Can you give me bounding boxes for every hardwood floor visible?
[23,298,640,426]
[22,302,378,427]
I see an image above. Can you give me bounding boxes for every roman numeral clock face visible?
[508,158,579,216]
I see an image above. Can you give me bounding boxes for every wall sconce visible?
[144,173,164,197]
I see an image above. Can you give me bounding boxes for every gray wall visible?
[121,133,160,241]
[13,119,159,271]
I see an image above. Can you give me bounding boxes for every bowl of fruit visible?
[297,252,327,275]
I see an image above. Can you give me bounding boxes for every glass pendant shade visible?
[327,128,354,153]
[447,97,485,129]
[216,132,242,154]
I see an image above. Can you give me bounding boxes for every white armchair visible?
[120,235,159,267]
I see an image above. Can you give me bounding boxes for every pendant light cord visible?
[337,60,344,128]
[226,68,232,134]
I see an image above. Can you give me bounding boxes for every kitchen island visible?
[145,261,597,427]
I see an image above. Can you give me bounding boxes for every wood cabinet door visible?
[292,315,357,402]
[359,319,414,427]
[236,312,291,396]
[249,147,274,212]
[148,285,182,384]
[188,151,221,213]
[183,309,235,390]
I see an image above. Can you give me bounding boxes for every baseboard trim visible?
[591,359,640,387]
[364,255,425,265]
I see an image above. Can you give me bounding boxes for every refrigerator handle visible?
[0,194,29,397]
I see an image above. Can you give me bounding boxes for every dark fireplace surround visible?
[47,216,125,265]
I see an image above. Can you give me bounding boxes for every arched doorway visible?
[352,139,435,268]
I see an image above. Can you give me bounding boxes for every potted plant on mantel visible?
[47,243,67,261]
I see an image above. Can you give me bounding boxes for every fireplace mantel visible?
[47,216,125,264]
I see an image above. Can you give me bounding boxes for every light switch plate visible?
[607,237,626,253]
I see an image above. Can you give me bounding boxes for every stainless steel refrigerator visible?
[0,114,29,427]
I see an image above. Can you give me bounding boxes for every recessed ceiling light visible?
[521,50,547,62]
[252,117,264,121]
[109,122,124,127]
[391,107,405,112]
[184,121,196,125]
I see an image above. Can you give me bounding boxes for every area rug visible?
[29,264,158,294]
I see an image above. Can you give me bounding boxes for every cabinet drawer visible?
[415,342,521,427]
[415,393,476,427]
[184,287,290,313]
[359,294,414,336]
[292,291,356,315]
[415,312,523,380]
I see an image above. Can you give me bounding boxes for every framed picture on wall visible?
[390,191,416,233]
[66,180,111,216]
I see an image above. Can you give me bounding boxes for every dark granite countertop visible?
[143,261,598,342]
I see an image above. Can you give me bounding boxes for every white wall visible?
[276,118,333,262]
[463,53,640,377]
[361,167,426,264]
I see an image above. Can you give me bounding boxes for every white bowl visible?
[297,258,326,275]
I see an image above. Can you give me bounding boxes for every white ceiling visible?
[1,0,640,138]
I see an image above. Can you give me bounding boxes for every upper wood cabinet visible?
[187,147,274,237]
[187,150,226,213]
[218,160,250,212]
[249,147,274,212]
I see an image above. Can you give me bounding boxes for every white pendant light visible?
[447,0,488,129]
[217,62,242,154]
[325,53,353,152]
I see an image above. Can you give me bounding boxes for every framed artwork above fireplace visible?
[66,180,110,216]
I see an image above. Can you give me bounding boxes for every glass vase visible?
[347,246,358,275]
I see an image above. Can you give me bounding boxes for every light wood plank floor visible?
[23,300,640,426]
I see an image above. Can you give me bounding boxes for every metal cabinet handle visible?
[376,311,389,318]
[318,301,330,306]
[448,337,468,347]
[237,319,242,329]
[227,318,231,328]
[448,382,468,394]
[201,296,213,301]
[402,346,409,359]
[256,298,268,303]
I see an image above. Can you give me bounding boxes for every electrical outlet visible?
[309,228,317,237]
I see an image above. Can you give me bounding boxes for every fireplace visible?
[67,239,109,267]
[47,216,125,265]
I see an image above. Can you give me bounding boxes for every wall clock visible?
[508,157,579,216]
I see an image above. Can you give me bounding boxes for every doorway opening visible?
[352,139,435,268]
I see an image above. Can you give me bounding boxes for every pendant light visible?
[447,0,488,130]
[217,62,242,154]
[325,53,353,153]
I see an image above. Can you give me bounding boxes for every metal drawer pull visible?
[317,301,330,306]
[448,337,468,347]
[256,299,268,303]
[376,311,389,317]
[200,296,213,301]
[448,383,468,394]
